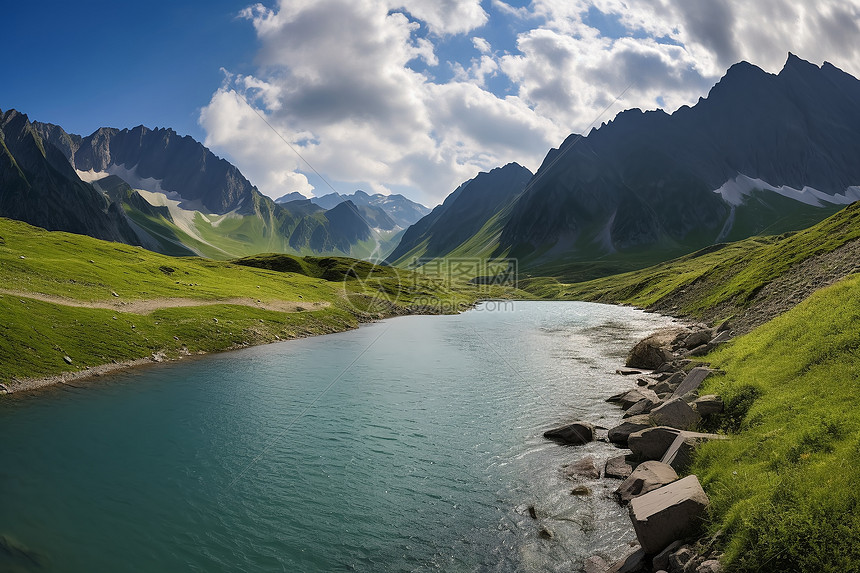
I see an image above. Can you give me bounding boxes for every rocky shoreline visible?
[542,324,731,573]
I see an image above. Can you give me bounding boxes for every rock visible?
[543,421,595,445]
[653,371,685,394]
[651,399,702,430]
[605,454,637,480]
[584,555,610,573]
[693,395,724,416]
[668,546,696,573]
[661,432,727,472]
[608,415,652,445]
[629,475,709,554]
[627,327,690,369]
[652,540,685,572]
[628,427,683,461]
[710,331,732,345]
[619,388,660,410]
[615,461,679,504]
[636,377,650,387]
[684,344,712,357]
[0,383,9,395]
[604,547,646,573]
[683,329,713,350]
[528,505,537,519]
[111,291,119,297]
[623,397,659,418]
[538,527,553,539]
[617,368,643,376]
[571,485,592,496]
[671,368,713,399]
[696,560,723,573]
[63,355,73,365]
[607,392,627,404]
[563,456,600,480]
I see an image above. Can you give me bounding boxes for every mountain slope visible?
[387,163,533,265]
[309,189,431,228]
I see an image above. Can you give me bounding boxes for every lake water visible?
[0,301,674,572]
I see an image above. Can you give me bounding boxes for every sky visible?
[4,1,860,207]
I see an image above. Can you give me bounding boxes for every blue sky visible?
[5,1,859,206]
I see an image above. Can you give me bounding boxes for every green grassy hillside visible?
[522,202,860,332]
[0,218,502,389]
[692,273,860,571]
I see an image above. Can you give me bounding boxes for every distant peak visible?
[781,52,819,73]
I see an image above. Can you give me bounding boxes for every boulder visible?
[604,547,646,573]
[584,555,609,573]
[605,454,637,480]
[623,397,659,418]
[696,560,723,573]
[618,388,660,410]
[563,456,600,480]
[661,432,727,472]
[627,328,689,369]
[63,355,73,365]
[629,475,709,554]
[616,368,643,376]
[684,344,712,357]
[608,415,652,445]
[693,395,724,416]
[636,377,651,387]
[653,371,685,394]
[668,546,696,573]
[628,427,683,461]
[710,330,732,344]
[615,461,679,504]
[671,368,713,399]
[652,540,684,572]
[683,329,713,350]
[651,399,702,430]
[543,421,595,445]
[571,485,592,496]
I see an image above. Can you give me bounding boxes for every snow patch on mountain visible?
[714,174,860,207]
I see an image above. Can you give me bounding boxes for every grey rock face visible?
[629,475,710,554]
[543,421,595,445]
[615,461,679,504]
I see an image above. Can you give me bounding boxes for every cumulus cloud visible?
[201,0,860,205]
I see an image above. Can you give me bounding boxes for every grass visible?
[690,273,860,572]
[0,218,515,386]
[525,202,860,323]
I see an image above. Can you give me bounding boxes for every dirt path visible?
[0,289,329,315]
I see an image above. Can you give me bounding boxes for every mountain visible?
[274,191,308,203]
[1,110,404,260]
[395,54,860,280]
[310,189,431,228]
[0,109,141,245]
[387,163,533,265]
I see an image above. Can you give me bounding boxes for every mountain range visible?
[2,54,859,280]
[391,54,860,280]
[0,112,428,260]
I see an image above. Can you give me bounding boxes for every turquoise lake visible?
[0,301,675,572]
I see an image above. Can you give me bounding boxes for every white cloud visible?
[201,0,860,206]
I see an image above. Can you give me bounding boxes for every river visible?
[0,301,675,572]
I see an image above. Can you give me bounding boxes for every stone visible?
[62,355,73,365]
[584,555,609,573]
[693,395,724,416]
[683,329,713,350]
[629,475,709,554]
[684,344,712,357]
[571,485,592,496]
[608,415,652,445]
[538,527,553,539]
[661,432,727,473]
[628,427,683,461]
[604,547,646,573]
[543,421,595,445]
[623,397,659,418]
[636,377,650,387]
[668,546,696,573]
[615,461,679,504]
[651,399,702,430]
[111,291,119,297]
[617,368,643,376]
[652,540,684,572]
[627,327,690,369]
[696,560,723,573]
[653,371,685,394]
[671,368,713,399]
[528,505,537,519]
[607,392,627,404]
[655,362,678,374]
[563,456,600,480]
[710,331,732,345]
[619,388,660,410]
[605,454,637,480]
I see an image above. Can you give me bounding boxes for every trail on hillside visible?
[0,289,329,315]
